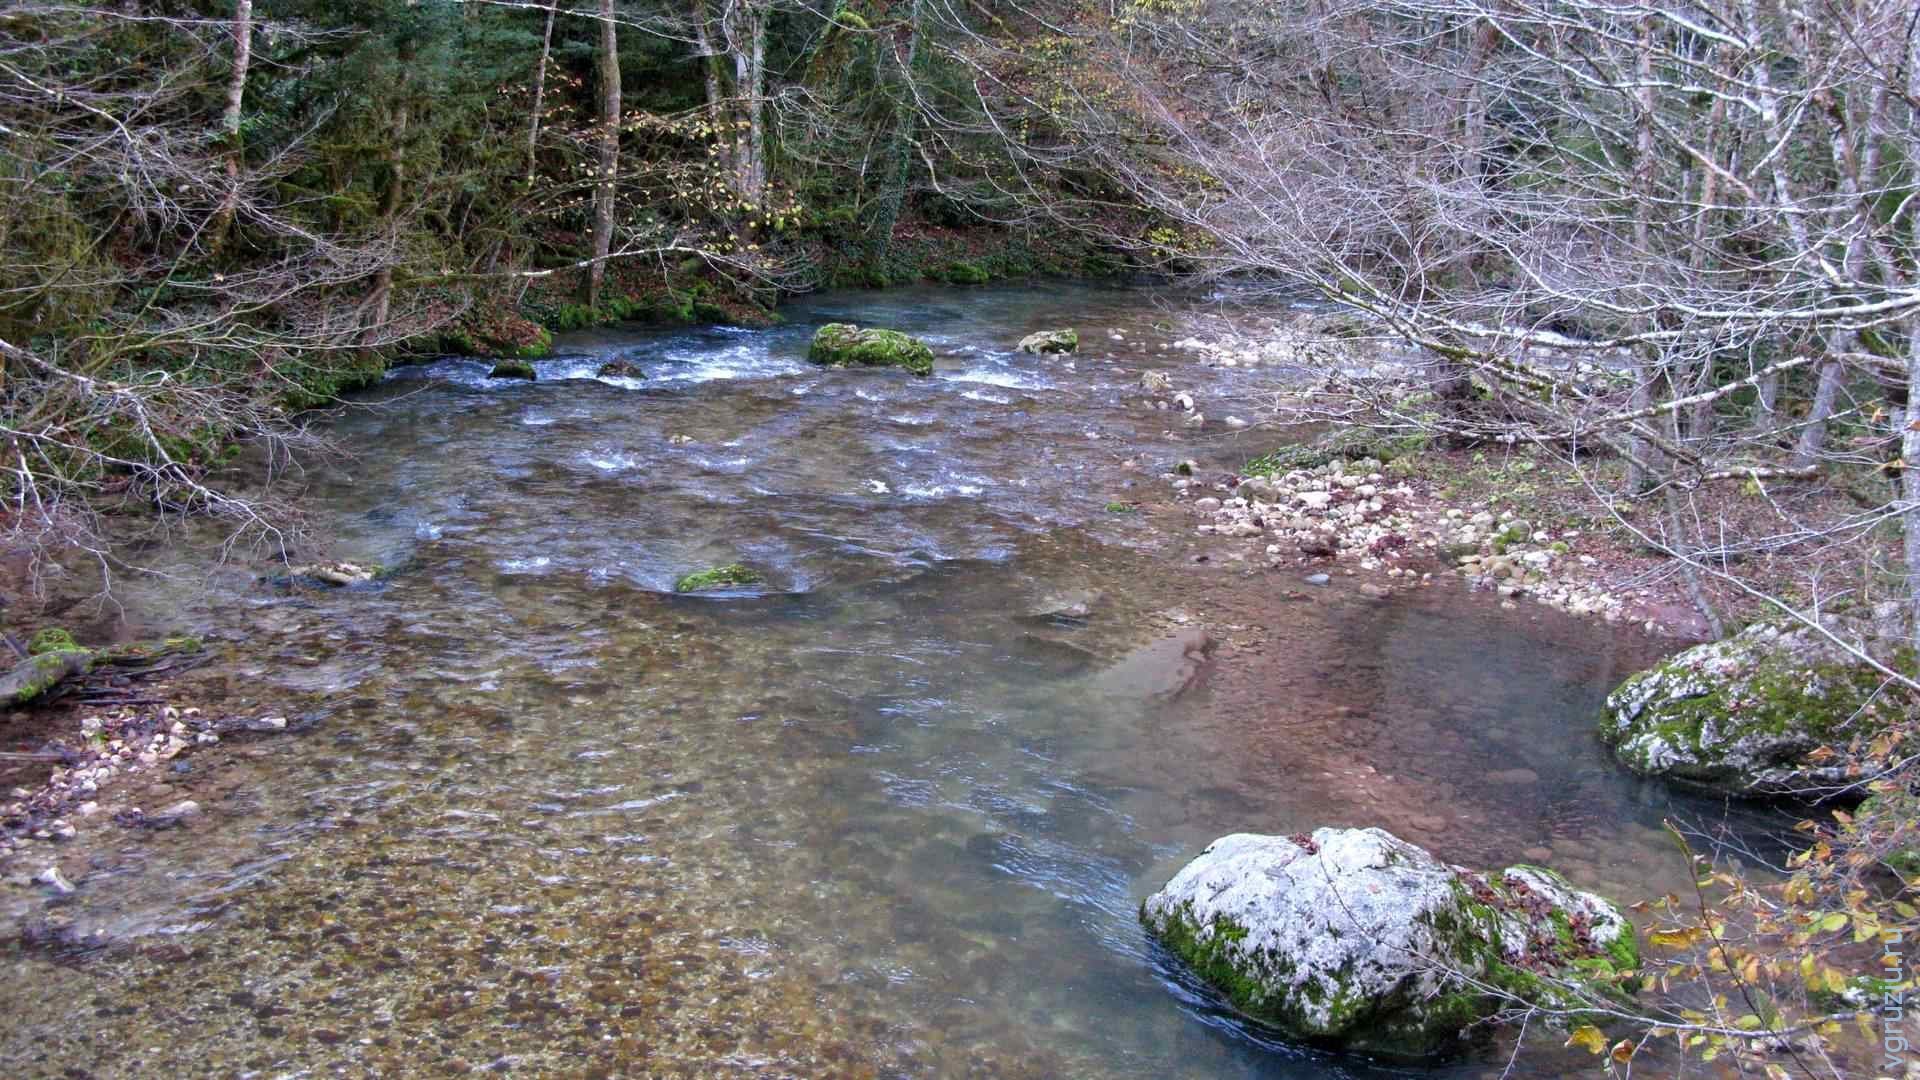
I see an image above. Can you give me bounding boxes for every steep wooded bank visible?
[0,0,1135,564]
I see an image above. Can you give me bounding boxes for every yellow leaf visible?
[1823,966,1847,993]
[1817,911,1849,933]
[1566,1025,1608,1054]
[1610,1039,1636,1064]
[1649,927,1702,950]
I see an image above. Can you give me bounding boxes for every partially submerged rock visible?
[1,647,93,706]
[807,323,934,376]
[291,562,379,587]
[596,358,645,379]
[1019,590,1102,626]
[1017,328,1078,354]
[673,563,764,593]
[1091,628,1212,700]
[1141,828,1638,1058]
[1599,622,1906,797]
[489,358,537,380]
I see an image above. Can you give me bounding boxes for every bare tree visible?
[589,0,622,309]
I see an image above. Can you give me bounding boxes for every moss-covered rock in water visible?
[806,324,934,376]
[1016,328,1078,354]
[1599,622,1906,798]
[489,359,537,380]
[1140,829,1638,1059]
[1,647,93,706]
[673,564,764,593]
[27,628,78,656]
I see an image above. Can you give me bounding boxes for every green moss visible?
[27,628,79,656]
[1245,428,1430,477]
[2,649,94,705]
[673,564,764,593]
[1144,902,1291,1026]
[944,261,991,285]
[1105,502,1133,513]
[488,359,536,380]
[1602,636,1909,792]
[806,324,934,376]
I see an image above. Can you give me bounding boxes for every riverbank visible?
[1149,310,1903,647]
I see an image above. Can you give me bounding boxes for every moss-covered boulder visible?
[1141,829,1638,1058]
[489,359,537,380]
[1599,623,1906,797]
[673,563,764,593]
[2,643,93,706]
[806,324,934,376]
[1016,328,1078,354]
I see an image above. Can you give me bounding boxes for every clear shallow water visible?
[0,284,1783,1077]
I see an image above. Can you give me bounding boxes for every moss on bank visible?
[1245,428,1431,477]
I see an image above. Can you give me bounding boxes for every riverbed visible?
[0,284,1779,1077]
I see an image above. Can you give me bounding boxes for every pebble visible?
[1303,573,1331,586]
[33,867,74,894]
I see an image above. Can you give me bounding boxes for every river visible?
[0,283,1778,1077]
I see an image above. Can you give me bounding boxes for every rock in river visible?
[1016,328,1078,354]
[673,563,764,593]
[1599,621,1906,797]
[1141,828,1639,1058]
[1,646,93,706]
[807,323,934,376]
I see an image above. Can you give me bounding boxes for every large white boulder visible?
[1140,828,1638,1057]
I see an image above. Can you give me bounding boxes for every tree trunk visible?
[365,98,411,341]
[865,0,923,278]
[525,5,555,188]
[1624,19,1657,494]
[207,0,252,255]
[588,0,620,310]
[735,0,767,206]
[1905,325,1920,661]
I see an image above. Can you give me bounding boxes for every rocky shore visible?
[1171,450,1703,636]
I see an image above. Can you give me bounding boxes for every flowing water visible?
[0,284,1782,1077]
